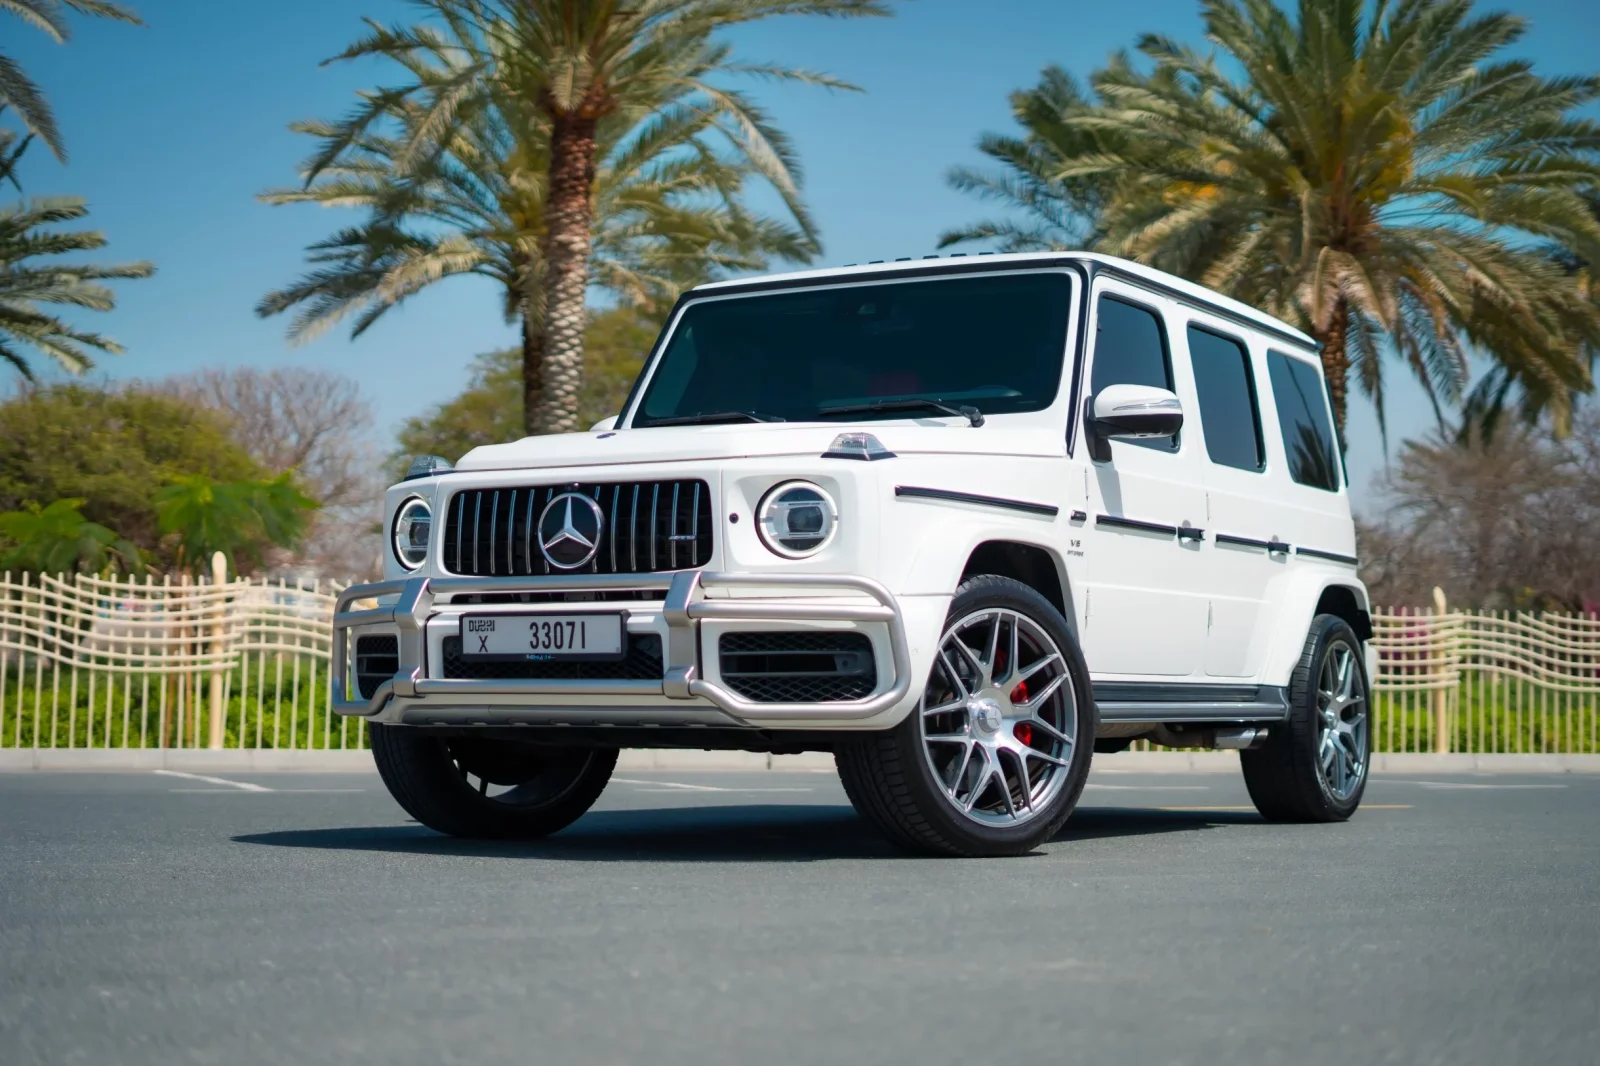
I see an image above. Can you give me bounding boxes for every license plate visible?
[459,613,625,661]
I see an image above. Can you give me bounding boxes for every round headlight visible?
[391,497,432,570]
[757,481,838,558]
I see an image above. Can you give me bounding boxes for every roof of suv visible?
[691,251,1318,350]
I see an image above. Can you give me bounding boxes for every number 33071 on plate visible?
[459,613,625,660]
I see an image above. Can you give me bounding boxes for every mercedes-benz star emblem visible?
[538,492,605,569]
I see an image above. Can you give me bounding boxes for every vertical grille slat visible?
[669,482,681,570]
[454,494,465,573]
[472,493,482,574]
[442,479,712,578]
[649,484,660,571]
[591,485,604,573]
[691,482,703,567]
[523,491,536,575]
[609,485,620,574]
[629,484,640,572]
[488,492,499,576]
[506,489,517,576]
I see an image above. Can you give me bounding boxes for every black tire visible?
[1241,614,1371,822]
[371,725,617,839]
[836,575,1097,857]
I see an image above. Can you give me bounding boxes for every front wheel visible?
[836,576,1097,857]
[1241,614,1371,821]
[371,726,616,839]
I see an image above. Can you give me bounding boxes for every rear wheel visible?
[1241,614,1371,821]
[371,725,616,839]
[837,576,1096,857]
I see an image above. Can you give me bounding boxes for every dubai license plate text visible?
[459,613,625,660]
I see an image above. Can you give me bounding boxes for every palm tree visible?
[0,0,141,161]
[0,497,139,574]
[948,0,1600,444]
[938,67,1115,253]
[259,49,818,436]
[277,0,887,436]
[0,196,153,378]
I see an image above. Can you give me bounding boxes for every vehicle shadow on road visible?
[234,802,1247,862]
[1057,806,1263,843]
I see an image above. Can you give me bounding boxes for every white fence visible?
[2,571,1597,753]
[1369,608,1600,754]
[0,570,361,751]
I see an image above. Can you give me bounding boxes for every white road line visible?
[630,781,819,787]
[169,781,368,787]
[153,770,271,792]
[612,778,815,794]
[1384,780,1569,791]
[612,777,729,792]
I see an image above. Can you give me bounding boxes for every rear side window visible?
[1091,294,1176,452]
[1187,326,1263,472]
[1267,351,1341,491]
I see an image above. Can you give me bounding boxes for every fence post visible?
[1432,586,1452,754]
[207,552,228,750]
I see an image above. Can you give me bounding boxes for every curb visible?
[1,748,1596,773]
[0,748,833,773]
[1367,752,1600,773]
[0,749,377,773]
[1093,751,1600,773]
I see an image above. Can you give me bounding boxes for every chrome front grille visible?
[440,480,714,576]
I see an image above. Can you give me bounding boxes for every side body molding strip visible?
[894,485,1059,517]
[1095,514,1178,538]
[1295,546,1360,566]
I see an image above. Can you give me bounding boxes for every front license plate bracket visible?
[458,612,627,662]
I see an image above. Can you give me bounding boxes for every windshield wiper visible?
[818,398,985,427]
[644,410,787,426]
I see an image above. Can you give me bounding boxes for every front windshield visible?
[631,272,1074,426]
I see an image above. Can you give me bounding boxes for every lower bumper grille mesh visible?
[718,631,876,703]
[354,635,399,700]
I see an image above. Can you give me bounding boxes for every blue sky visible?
[9,0,1599,505]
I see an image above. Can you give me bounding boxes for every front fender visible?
[883,500,1076,632]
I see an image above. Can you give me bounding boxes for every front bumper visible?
[331,571,915,728]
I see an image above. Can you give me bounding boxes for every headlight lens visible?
[757,481,838,558]
[391,497,432,570]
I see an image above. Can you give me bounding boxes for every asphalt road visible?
[2,764,1597,1066]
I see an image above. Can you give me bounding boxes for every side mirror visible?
[590,415,619,432]
[1087,384,1183,461]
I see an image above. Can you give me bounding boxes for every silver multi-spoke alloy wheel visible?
[834,575,1095,856]
[920,607,1077,827]
[1240,613,1371,822]
[1316,639,1368,801]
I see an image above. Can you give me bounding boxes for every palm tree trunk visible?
[533,111,599,434]
[521,311,544,439]
[1316,297,1351,452]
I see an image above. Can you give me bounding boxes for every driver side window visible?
[1090,294,1177,452]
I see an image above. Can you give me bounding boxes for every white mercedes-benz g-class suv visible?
[337,252,1374,856]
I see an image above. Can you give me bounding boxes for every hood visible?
[455,419,1067,472]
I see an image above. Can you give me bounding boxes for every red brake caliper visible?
[1010,679,1033,747]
